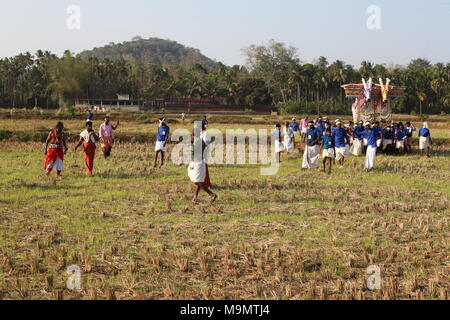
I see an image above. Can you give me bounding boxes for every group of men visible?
[44,117,119,177]
[287,116,434,173]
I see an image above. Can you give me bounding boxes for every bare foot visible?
[192,199,199,204]
[210,194,218,203]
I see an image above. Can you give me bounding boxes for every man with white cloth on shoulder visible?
[332,121,350,168]
[361,121,382,172]
[302,121,321,169]
[419,122,433,158]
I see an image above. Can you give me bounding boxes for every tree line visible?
[0,40,449,115]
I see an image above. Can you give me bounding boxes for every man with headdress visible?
[44,122,68,177]
[419,122,433,157]
[302,121,321,169]
[99,116,119,159]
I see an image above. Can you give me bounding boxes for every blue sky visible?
[0,0,449,67]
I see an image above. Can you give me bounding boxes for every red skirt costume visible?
[83,143,96,175]
[44,130,65,174]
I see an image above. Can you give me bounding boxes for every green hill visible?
[79,37,218,69]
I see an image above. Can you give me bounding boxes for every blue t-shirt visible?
[315,124,324,137]
[396,129,407,141]
[363,127,382,148]
[87,112,93,121]
[332,128,348,148]
[307,128,320,146]
[322,135,334,150]
[383,129,393,140]
[353,126,365,140]
[419,128,431,138]
[290,122,300,132]
[157,125,170,142]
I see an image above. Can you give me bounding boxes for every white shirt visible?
[80,130,97,144]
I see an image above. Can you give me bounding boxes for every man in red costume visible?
[44,122,68,177]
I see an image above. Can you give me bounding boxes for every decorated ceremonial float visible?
[341,78,406,123]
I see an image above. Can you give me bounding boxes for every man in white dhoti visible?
[332,121,350,168]
[272,124,284,163]
[395,124,407,154]
[188,130,217,203]
[283,122,295,153]
[351,121,365,156]
[302,122,321,169]
[361,122,382,172]
[419,122,433,157]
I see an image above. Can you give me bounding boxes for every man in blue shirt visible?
[332,121,350,168]
[419,122,433,157]
[382,125,394,154]
[321,128,335,174]
[351,120,365,156]
[395,124,407,154]
[302,121,321,169]
[362,122,382,172]
[154,120,170,168]
[289,118,300,143]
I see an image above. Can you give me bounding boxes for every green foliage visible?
[0,39,448,115]
[79,37,217,70]
[279,101,302,115]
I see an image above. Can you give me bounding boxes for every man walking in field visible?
[188,129,217,204]
[332,121,350,168]
[362,122,382,172]
[302,121,321,169]
[99,116,119,159]
[44,122,68,177]
[405,122,416,154]
[300,116,309,143]
[321,128,335,174]
[75,121,99,176]
[154,119,170,168]
[419,122,433,157]
[289,118,300,144]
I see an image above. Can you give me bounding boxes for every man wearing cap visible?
[332,121,350,168]
[302,121,321,169]
[361,121,382,172]
[419,122,433,157]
